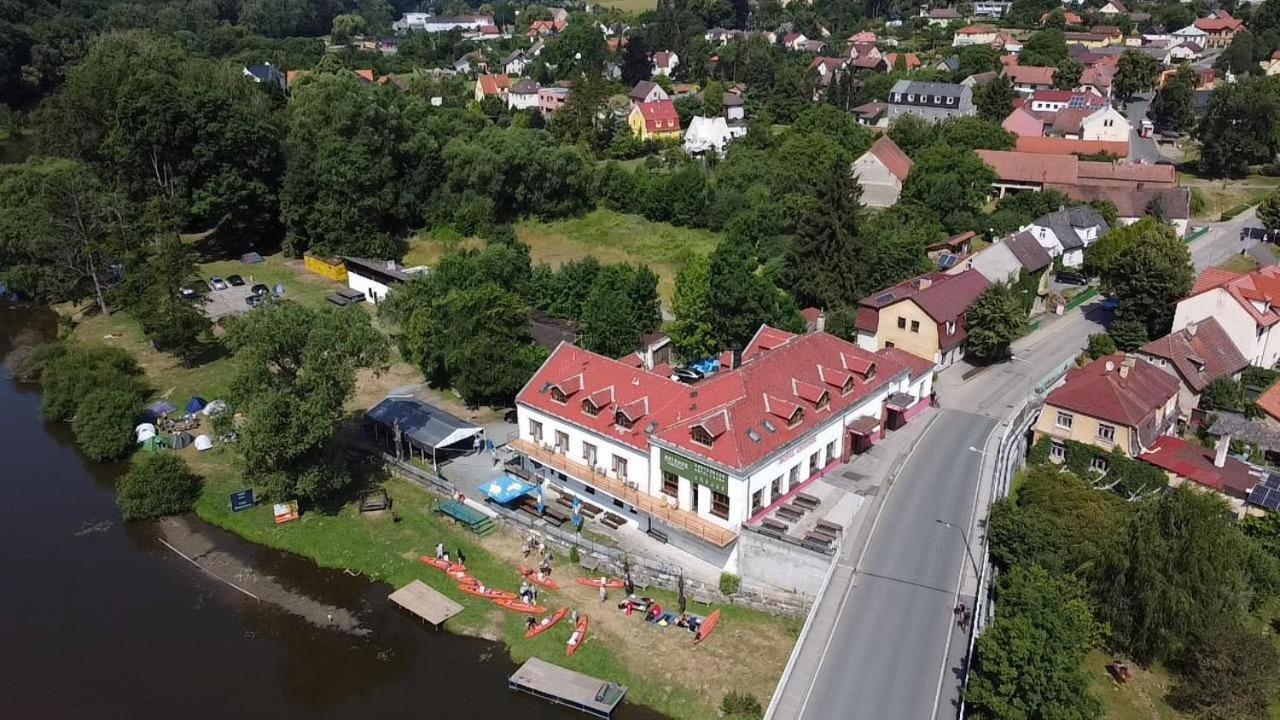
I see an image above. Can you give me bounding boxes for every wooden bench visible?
[794,493,822,510]
[816,520,844,535]
[761,518,789,534]
[802,539,832,553]
[599,514,623,529]
[809,526,838,543]
[776,506,804,522]
[646,526,668,544]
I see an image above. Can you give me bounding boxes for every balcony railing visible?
[509,438,738,548]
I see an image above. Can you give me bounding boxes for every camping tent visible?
[241,252,264,264]
[170,432,194,449]
[202,399,228,416]
[141,436,165,453]
[145,400,177,420]
[482,476,535,504]
[136,423,157,443]
[185,397,208,414]
[194,434,214,451]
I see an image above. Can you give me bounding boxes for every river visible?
[0,307,659,719]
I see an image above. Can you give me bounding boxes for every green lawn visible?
[593,0,657,12]
[1218,253,1260,274]
[516,208,721,300]
[1084,649,1184,720]
[1178,172,1280,220]
[201,255,340,310]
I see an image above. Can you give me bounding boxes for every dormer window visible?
[946,320,957,335]
[788,408,804,428]
[842,377,855,395]
[582,399,600,416]
[691,426,715,446]
[550,387,567,404]
[615,411,635,430]
[816,393,829,410]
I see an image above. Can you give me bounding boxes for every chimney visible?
[1118,360,1131,379]
[731,349,743,369]
[1215,433,1231,468]
[385,259,396,270]
[917,277,932,290]
[1186,321,1198,336]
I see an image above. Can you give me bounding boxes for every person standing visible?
[598,577,607,603]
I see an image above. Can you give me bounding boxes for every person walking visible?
[456,547,466,565]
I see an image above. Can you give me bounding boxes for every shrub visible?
[722,691,763,719]
[719,571,741,595]
[73,386,141,462]
[569,545,580,563]
[1085,333,1117,359]
[1189,187,1208,216]
[117,454,201,520]
[40,342,144,422]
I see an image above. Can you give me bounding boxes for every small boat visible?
[495,597,548,614]
[458,584,516,601]
[566,615,589,657]
[446,567,471,581]
[454,574,479,587]
[525,607,568,639]
[575,577,624,589]
[420,556,466,573]
[694,609,721,644]
[518,565,560,590]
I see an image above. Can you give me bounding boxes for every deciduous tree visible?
[1114,49,1160,101]
[1093,219,1193,339]
[1196,77,1280,176]
[966,282,1028,364]
[118,454,201,520]
[669,254,720,361]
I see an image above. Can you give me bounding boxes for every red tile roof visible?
[1256,382,1280,423]
[1077,160,1176,187]
[1139,436,1258,499]
[855,270,990,351]
[1195,11,1243,32]
[1046,355,1179,428]
[1044,184,1189,220]
[742,325,800,362]
[866,135,914,182]
[957,25,997,34]
[1004,65,1057,86]
[634,100,681,132]
[477,73,511,96]
[1138,318,1247,393]
[977,149,1080,185]
[1015,136,1130,157]
[517,331,928,473]
[1185,265,1280,329]
[882,52,921,70]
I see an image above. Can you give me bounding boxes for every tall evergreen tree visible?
[669,255,719,361]
[621,35,652,87]
[785,157,864,310]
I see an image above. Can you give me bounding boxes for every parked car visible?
[1242,226,1268,242]
[226,274,245,287]
[250,283,270,296]
[244,294,264,308]
[210,277,228,290]
[672,367,703,384]
[1056,271,1088,286]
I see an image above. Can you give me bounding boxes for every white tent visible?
[683,116,733,157]
[194,434,214,451]
[135,423,157,443]
[202,399,228,416]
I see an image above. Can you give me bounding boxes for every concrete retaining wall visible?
[735,527,834,598]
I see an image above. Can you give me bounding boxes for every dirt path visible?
[157,516,370,636]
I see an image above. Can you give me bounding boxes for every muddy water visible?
[0,307,662,719]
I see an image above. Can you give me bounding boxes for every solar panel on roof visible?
[875,293,895,304]
[938,255,958,269]
[1250,484,1280,511]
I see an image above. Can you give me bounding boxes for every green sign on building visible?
[660,450,729,495]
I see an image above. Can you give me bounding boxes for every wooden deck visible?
[388,580,463,626]
[508,658,627,718]
[510,438,737,547]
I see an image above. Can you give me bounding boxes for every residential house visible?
[1172,24,1210,47]
[628,80,669,105]
[1045,184,1190,237]
[342,256,428,304]
[1004,65,1057,95]
[929,231,976,265]
[887,80,974,123]
[243,63,285,90]
[936,56,961,74]
[538,86,570,116]
[847,30,878,44]
[722,92,747,128]
[454,51,488,74]
[962,71,998,88]
[1098,0,1128,15]
[809,57,848,95]
[1173,266,1280,368]
[923,7,962,25]
[1136,319,1248,411]
[508,79,541,110]
[1064,31,1114,48]
[782,32,808,50]
[1262,50,1280,75]
[1020,206,1110,268]
[510,327,935,550]
[628,100,681,141]
[851,101,889,128]
[968,230,1053,312]
[847,42,883,62]
[474,73,510,102]
[394,13,492,33]
[1041,10,1083,25]
[1079,64,1117,97]
[1033,355,1181,459]
[976,149,1177,196]
[1028,89,1107,113]
[854,270,992,367]
[952,25,1000,47]
[1014,136,1129,156]
[1139,436,1260,515]
[1169,42,1203,62]
[799,39,828,54]
[1090,25,1124,43]
[853,136,914,208]
[684,116,736,157]
[973,1,1012,18]
[652,51,680,77]
[1195,11,1243,49]
[881,52,922,71]
[466,24,503,42]
[500,50,528,76]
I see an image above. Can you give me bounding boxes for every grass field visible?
[516,209,721,300]
[1218,253,1260,274]
[593,0,657,12]
[1178,172,1280,220]
[1084,650,1184,720]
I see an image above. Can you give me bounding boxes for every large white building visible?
[1173,266,1280,368]
[511,327,934,552]
[342,256,428,304]
[393,13,492,33]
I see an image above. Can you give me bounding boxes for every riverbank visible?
[55,258,795,720]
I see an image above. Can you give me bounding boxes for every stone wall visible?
[735,526,836,598]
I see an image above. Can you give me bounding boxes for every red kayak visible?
[494,597,548,614]
[458,584,516,601]
[420,556,466,573]
[454,574,478,587]
[565,615,589,657]
[694,609,721,644]
[575,577,624,589]
[519,565,561,590]
[446,567,471,582]
[525,607,568,639]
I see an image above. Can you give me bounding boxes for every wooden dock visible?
[508,658,627,718]
[388,580,463,627]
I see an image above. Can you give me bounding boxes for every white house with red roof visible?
[651,50,680,77]
[853,135,914,208]
[509,327,934,550]
[1173,266,1280,368]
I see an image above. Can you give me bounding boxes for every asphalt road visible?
[1124,95,1163,164]
[793,411,995,720]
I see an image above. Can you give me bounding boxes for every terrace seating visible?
[794,492,822,511]
[816,520,844,536]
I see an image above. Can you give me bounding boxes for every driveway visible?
[1124,95,1163,164]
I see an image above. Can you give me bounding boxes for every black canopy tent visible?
[366,395,484,471]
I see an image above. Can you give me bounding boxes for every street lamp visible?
[967,446,985,455]
[936,518,980,579]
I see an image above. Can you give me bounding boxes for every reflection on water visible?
[0,306,661,719]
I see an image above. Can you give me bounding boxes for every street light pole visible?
[936,518,980,579]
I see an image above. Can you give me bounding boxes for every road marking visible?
[793,411,942,720]
[930,420,1000,720]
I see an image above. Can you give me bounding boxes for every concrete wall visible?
[874,298,941,364]
[853,153,903,208]
[736,526,836,597]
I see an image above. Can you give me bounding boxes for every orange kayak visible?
[575,577,624,589]
[420,556,466,572]
[525,607,568,638]
[454,574,478,587]
[519,565,560,590]
[446,567,471,582]
[566,615,589,657]
[458,584,516,601]
[494,597,548,614]
[694,609,721,644]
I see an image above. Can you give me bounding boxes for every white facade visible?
[394,13,490,33]
[508,88,540,110]
[1081,106,1131,142]
[952,29,998,47]
[1173,288,1280,368]
[346,271,393,304]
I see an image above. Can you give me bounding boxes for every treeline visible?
[971,463,1280,720]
